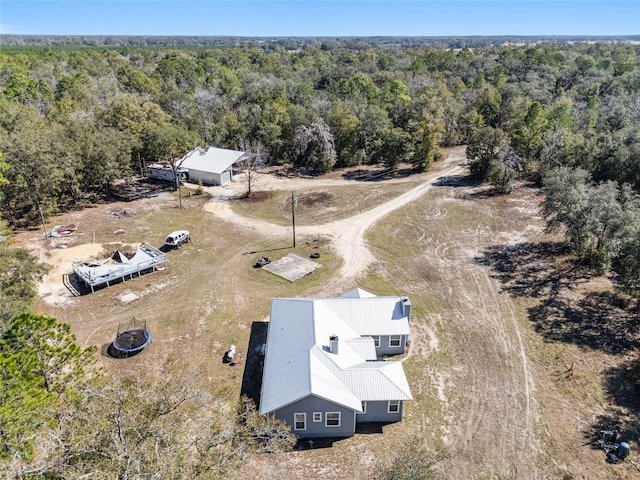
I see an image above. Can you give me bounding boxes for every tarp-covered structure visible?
[72,243,166,293]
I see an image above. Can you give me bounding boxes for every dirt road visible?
[204,147,467,292]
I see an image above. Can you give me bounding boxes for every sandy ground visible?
[29,148,537,477]
[23,147,636,479]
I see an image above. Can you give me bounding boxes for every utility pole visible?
[291,191,297,248]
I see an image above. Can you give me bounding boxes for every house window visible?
[325,412,341,427]
[294,413,306,430]
[358,401,367,415]
[388,400,400,413]
[389,335,401,347]
[371,335,380,347]
[313,412,322,422]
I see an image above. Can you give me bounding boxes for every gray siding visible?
[187,169,218,186]
[274,395,356,438]
[376,334,408,356]
[357,400,404,423]
[188,169,232,186]
[220,169,232,184]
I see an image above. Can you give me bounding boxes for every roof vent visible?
[329,335,339,354]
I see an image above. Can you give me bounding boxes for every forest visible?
[1,39,639,288]
[0,38,639,478]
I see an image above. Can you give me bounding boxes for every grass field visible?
[23,159,639,479]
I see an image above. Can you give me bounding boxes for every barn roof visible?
[259,292,412,415]
[178,146,245,174]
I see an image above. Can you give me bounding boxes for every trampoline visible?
[111,317,151,356]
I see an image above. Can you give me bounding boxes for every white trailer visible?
[147,164,189,183]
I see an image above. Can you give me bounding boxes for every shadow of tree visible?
[478,241,639,355]
[432,174,476,188]
[529,292,640,355]
[477,241,586,297]
[603,355,640,416]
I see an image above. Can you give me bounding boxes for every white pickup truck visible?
[164,230,190,248]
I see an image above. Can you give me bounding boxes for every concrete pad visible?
[262,253,321,282]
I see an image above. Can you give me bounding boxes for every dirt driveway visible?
[204,147,466,292]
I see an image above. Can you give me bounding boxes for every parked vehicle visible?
[253,256,271,268]
[164,230,190,248]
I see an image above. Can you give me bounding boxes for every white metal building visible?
[178,146,246,186]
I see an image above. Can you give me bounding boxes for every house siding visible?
[376,334,408,356]
[357,400,404,423]
[274,395,356,438]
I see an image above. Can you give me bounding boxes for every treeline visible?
[0,41,639,288]
[3,35,639,48]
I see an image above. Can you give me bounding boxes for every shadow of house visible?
[240,321,269,406]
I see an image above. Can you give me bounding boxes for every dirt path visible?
[204,147,467,291]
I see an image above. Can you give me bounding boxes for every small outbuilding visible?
[178,146,246,186]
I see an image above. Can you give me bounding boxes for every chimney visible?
[329,335,339,354]
[402,297,411,322]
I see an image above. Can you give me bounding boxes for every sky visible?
[1,1,638,37]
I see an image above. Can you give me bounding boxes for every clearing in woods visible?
[20,146,638,479]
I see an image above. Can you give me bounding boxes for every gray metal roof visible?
[178,146,245,175]
[259,292,412,415]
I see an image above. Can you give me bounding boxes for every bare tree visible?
[237,139,268,198]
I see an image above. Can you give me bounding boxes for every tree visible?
[237,139,267,197]
[144,124,201,208]
[1,313,96,396]
[375,127,413,169]
[512,100,548,168]
[466,126,509,181]
[0,152,8,187]
[292,120,336,172]
[328,101,361,168]
[542,167,634,271]
[44,363,294,479]
[492,146,524,194]
[0,313,95,466]
[413,118,443,172]
[375,439,448,480]
[0,348,55,463]
[0,103,65,227]
[0,227,48,329]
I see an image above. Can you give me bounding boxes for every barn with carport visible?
[178,146,246,186]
